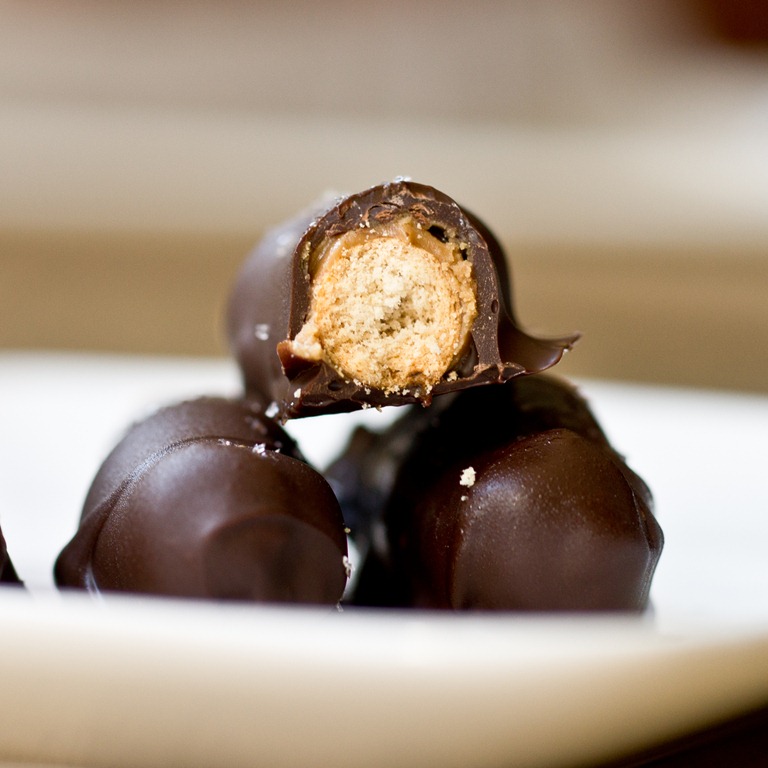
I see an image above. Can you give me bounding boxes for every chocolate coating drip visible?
[55,398,348,604]
[1,525,22,585]
[327,375,662,611]
[227,180,577,419]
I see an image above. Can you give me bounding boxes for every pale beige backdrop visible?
[2,1,767,392]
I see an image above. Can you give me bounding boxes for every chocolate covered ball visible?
[400,428,661,611]
[328,375,663,611]
[55,397,348,604]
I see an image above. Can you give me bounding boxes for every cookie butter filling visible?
[289,217,477,393]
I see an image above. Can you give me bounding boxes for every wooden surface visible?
[2,228,765,394]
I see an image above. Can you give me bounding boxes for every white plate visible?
[2,353,768,768]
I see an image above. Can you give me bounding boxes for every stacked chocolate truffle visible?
[55,179,663,610]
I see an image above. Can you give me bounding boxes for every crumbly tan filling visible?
[288,216,477,393]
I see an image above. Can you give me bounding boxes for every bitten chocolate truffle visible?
[54,397,349,604]
[227,179,577,419]
[328,375,663,611]
[1,524,22,585]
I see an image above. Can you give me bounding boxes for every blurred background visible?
[1,0,767,392]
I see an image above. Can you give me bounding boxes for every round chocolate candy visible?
[398,428,662,611]
[54,397,348,605]
[328,375,662,611]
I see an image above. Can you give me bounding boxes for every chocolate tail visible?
[1,556,23,587]
[497,323,581,377]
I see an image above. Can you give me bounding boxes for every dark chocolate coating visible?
[328,374,615,547]
[403,428,661,611]
[327,375,662,611]
[1,524,22,585]
[54,398,348,604]
[227,179,577,419]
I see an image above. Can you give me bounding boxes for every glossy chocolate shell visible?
[54,397,348,605]
[328,375,662,611]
